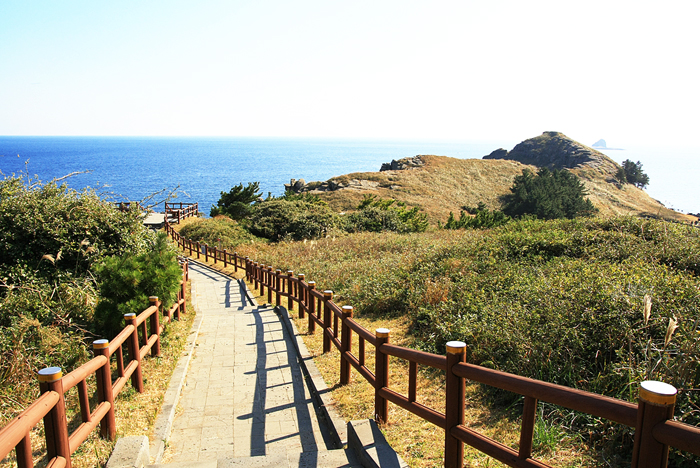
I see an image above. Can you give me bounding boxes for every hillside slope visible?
[293,132,693,224]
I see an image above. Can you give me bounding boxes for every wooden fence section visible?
[163,224,700,468]
[165,202,198,224]
[0,260,189,468]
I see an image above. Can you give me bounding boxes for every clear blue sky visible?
[1,0,698,148]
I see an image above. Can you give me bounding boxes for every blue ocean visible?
[0,136,696,215]
[0,137,511,214]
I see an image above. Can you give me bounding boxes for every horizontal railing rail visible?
[0,259,189,468]
[164,224,700,468]
[164,202,198,224]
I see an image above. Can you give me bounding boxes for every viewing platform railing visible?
[164,202,198,224]
[164,224,700,468]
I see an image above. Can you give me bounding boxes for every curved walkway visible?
[158,261,356,467]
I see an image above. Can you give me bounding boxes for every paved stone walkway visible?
[161,262,335,464]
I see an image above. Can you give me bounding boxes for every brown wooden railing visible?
[165,202,198,224]
[0,260,189,468]
[164,225,700,468]
[113,201,141,212]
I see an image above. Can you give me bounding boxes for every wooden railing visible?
[113,201,142,212]
[164,202,198,224]
[163,225,700,468]
[0,260,189,468]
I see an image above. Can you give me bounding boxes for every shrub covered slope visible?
[233,217,700,464]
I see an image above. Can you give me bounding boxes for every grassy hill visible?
[293,132,695,224]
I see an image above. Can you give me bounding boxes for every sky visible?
[1,0,699,148]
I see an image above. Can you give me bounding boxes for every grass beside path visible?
[1,281,195,468]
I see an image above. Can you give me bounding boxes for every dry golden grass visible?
[311,155,694,224]
[1,282,195,468]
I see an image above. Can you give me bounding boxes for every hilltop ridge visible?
[287,132,693,224]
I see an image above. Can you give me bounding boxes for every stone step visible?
[148,448,362,468]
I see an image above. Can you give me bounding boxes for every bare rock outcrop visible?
[483,131,609,170]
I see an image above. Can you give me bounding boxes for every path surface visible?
[159,261,353,466]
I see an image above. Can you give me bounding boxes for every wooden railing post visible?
[631,381,677,468]
[307,281,316,333]
[275,270,282,305]
[253,263,259,289]
[287,271,294,310]
[196,241,201,259]
[124,313,144,393]
[180,279,186,316]
[223,249,228,267]
[323,290,333,353]
[445,341,466,468]
[149,296,161,356]
[38,367,71,468]
[340,305,354,385]
[245,257,250,281]
[259,264,266,296]
[297,274,306,318]
[518,396,538,460]
[267,266,273,305]
[234,252,239,272]
[93,340,116,440]
[204,243,209,262]
[375,328,390,424]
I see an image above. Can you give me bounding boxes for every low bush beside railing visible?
[165,225,700,468]
[0,261,189,468]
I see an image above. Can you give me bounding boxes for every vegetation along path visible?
[155,260,359,467]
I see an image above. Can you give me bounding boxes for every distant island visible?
[591,138,624,150]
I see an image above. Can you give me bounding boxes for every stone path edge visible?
[149,272,206,464]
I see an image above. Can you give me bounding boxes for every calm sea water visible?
[0,137,509,215]
[0,137,696,215]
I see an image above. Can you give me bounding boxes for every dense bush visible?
[0,174,177,423]
[502,168,597,219]
[209,181,261,219]
[248,198,342,241]
[179,216,260,250]
[94,233,183,339]
[0,176,148,285]
[345,195,428,233]
[443,202,511,230]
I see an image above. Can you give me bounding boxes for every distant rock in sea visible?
[592,139,607,148]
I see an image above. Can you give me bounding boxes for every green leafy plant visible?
[210,181,262,219]
[444,202,511,230]
[94,233,183,339]
[502,168,597,220]
[345,194,428,233]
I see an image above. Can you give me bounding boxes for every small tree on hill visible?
[210,182,261,219]
[502,168,597,220]
[619,160,650,189]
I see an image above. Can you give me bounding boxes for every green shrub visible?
[502,168,598,219]
[179,216,260,250]
[248,199,342,241]
[0,175,148,286]
[345,195,428,233]
[444,202,511,230]
[210,182,261,219]
[94,233,183,339]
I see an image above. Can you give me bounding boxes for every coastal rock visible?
[483,131,607,170]
[380,155,425,172]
